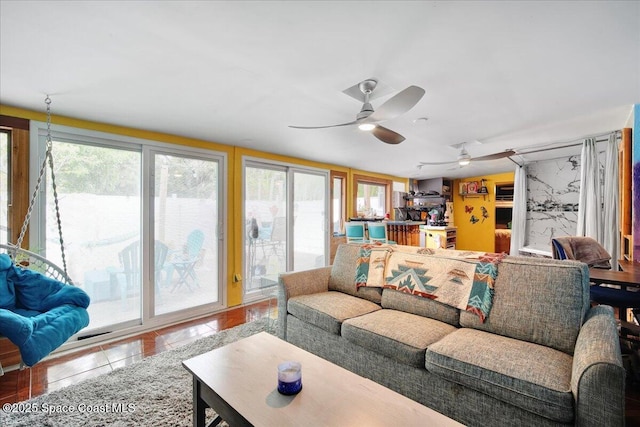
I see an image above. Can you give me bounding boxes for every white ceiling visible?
[1,1,638,180]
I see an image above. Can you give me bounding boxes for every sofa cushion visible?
[381,288,459,327]
[425,328,574,423]
[342,309,457,368]
[329,244,383,304]
[459,256,589,355]
[287,291,381,335]
[1,304,90,366]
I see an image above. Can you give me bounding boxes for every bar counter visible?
[385,221,424,246]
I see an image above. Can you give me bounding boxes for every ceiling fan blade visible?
[371,125,405,144]
[419,160,458,166]
[366,86,425,123]
[470,149,516,161]
[419,148,515,167]
[289,120,357,129]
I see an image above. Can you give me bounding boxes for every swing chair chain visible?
[45,96,53,149]
[15,96,68,277]
[43,95,67,274]
[47,152,68,275]
[15,147,49,249]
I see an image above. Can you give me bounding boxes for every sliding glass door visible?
[42,137,143,331]
[32,123,226,336]
[244,160,328,300]
[244,164,288,293]
[293,170,326,271]
[152,150,222,315]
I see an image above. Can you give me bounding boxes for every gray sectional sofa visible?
[276,243,625,426]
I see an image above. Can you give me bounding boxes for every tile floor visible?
[1,299,639,425]
[0,300,272,405]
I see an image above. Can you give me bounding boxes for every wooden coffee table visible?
[182,332,462,427]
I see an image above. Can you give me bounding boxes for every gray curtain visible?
[576,137,601,241]
[603,133,619,270]
[509,165,527,255]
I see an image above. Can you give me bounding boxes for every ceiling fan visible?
[289,79,425,145]
[418,143,516,168]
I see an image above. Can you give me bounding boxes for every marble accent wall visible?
[525,156,581,251]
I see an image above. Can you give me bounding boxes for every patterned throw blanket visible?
[355,245,504,322]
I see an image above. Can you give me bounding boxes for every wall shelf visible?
[459,179,490,200]
[459,192,488,200]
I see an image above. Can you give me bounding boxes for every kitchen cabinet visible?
[420,226,457,249]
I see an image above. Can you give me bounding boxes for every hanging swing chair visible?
[0,96,90,372]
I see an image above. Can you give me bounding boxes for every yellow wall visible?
[0,104,406,307]
[453,171,515,252]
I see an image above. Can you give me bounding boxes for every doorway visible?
[495,182,514,253]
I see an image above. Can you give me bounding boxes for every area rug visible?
[0,318,270,426]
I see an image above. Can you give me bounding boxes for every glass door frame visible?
[146,146,228,321]
[242,157,329,303]
[30,123,145,334]
[28,120,229,340]
[290,166,329,272]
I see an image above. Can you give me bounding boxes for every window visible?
[0,116,30,247]
[331,171,346,234]
[0,130,8,244]
[353,174,391,218]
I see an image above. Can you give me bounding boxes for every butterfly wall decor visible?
[481,206,489,222]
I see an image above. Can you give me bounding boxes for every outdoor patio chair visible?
[167,229,205,292]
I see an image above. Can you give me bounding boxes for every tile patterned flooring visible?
[0,300,272,405]
[1,299,639,425]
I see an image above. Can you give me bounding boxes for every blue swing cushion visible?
[0,254,90,366]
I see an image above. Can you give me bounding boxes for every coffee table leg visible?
[193,377,206,427]
[192,376,226,427]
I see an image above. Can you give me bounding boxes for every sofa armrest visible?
[277,266,331,339]
[571,305,625,427]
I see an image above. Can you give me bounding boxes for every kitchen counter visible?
[420,225,456,231]
[386,220,425,225]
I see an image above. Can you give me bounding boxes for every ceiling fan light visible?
[458,152,471,166]
[457,145,471,165]
[358,123,376,131]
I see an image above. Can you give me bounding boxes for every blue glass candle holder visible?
[277,361,302,395]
